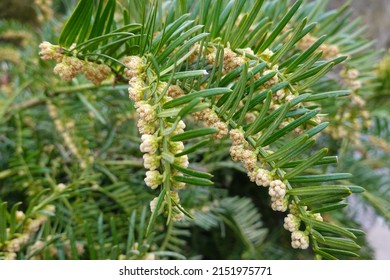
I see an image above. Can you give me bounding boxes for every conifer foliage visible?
[0,0,384,260]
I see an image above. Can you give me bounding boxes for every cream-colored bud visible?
[171,180,186,189]
[312,213,323,222]
[128,78,144,102]
[242,149,257,171]
[123,56,145,80]
[172,120,186,135]
[248,170,256,182]
[169,141,185,154]
[82,61,111,85]
[351,94,365,107]
[285,93,295,102]
[174,155,189,168]
[137,119,156,134]
[269,180,286,197]
[220,48,246,74]
[172,211,185,222]
[15,211,25,222]
[53,63,74,81]
[143,153,160,170]
[144,170,163,189]
[167,85,184,98]
[260,49,274,61]
[28,240,45,254]
[136,102,156,122]
[150,197,159,213]
[44,204,56,214]
[143,253,156,260]
[255,168,272,187]
[229,129,245,146]
[172,173,186,189]
[283,214,301,232]
[230,145,244,161]
[350,80,362,91]
[55,183,66,192]
[291,230,309,249]
[140,134,159,154]
[347,69,359,80]
[65,56,83,72]
[169,191,180,203]
[4,252,17,260]
[271,197,288,212]
[275,90,285,101]
[39,41,63,62]
[212,121,228,139]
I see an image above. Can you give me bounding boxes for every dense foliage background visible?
[0,0,389,260]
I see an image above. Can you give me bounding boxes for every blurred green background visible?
[1,0,389,260]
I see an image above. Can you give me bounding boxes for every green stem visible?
[215,106,308,218]
[159,221,174,251]
[52,82,127,94]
